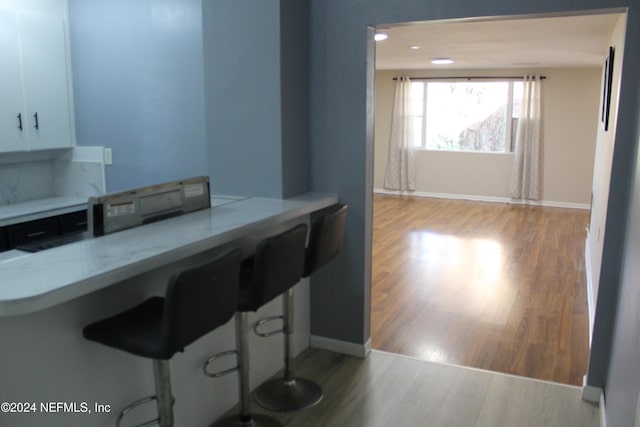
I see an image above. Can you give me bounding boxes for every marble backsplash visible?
[53,161,104,199]
[0,161,55,205]
[0,147,106,206]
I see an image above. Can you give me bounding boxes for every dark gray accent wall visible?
[308,0,640,411]
[280,0,311,197]
[604,86,640,426]
[202,0,310,198]
[69,0,208,192]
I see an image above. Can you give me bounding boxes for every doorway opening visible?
[370,10,625,386]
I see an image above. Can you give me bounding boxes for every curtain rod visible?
[392,76,547,81]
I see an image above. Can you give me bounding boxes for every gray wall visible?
[308,1,640,425]
[202,0,282,197]
[280,0,311,197]
[71,0,310,198]
[605,98,640,426]
[69,0,208,192]
[203,0,310,198]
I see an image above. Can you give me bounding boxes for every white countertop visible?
[0,193,338,316]
[0,196,87,227]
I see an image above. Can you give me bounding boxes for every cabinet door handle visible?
[17,113,23,131]
[33,112,39,130]
[27,231,46,238]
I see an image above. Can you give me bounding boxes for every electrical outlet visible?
[104,148,113,165]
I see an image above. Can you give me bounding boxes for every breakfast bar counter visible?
[0,192,338,316]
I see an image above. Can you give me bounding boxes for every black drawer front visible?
[0,227,7,252]
[6,218,60,248]
[58,211,88,234]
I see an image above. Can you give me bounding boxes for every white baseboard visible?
[582,381,602,403]
[601,391,608,427]
[585,232,595,346]
[373,188,591,210]
[310,335,371,358]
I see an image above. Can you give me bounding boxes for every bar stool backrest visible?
[304,204,348,277]
[241,224,308,311]
[161,248,241,354]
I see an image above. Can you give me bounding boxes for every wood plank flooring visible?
[371,195,590,386]
[244,348,599,427]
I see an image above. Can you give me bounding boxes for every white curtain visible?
[510,75,542,200]
[384,76,416,191]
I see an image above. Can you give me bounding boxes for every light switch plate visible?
[104,148,113,165]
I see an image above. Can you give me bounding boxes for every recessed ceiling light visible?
[431,58,454,65]
[410,46,421,50]
[374,33,388,41]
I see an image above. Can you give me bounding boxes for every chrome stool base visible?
[254,377,322,412]
[212,413,282,427]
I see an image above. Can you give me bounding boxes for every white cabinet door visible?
[19,12,72,150]
[0,11,73,153]
[0,11,28,152]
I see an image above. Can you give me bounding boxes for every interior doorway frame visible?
[363,7,629,395]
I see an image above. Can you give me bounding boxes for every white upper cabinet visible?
[0,10,73,152]
[0,11,26,152]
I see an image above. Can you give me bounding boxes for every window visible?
[411,80,523,152]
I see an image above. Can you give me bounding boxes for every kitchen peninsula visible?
[0,192,337,427]
[0,193,337,315]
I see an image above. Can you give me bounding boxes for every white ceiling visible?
[375,13,621,70]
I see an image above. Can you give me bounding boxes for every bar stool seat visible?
[253,204,348,413]
[212,224,308,427]
[84,248,241,427]
[84,297,168,358]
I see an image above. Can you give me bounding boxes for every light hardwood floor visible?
[371,195,590,386]
[245,348,599,427]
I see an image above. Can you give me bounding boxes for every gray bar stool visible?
[210,224,308,427]
[253,204,348,412]
[83,249,241,427]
